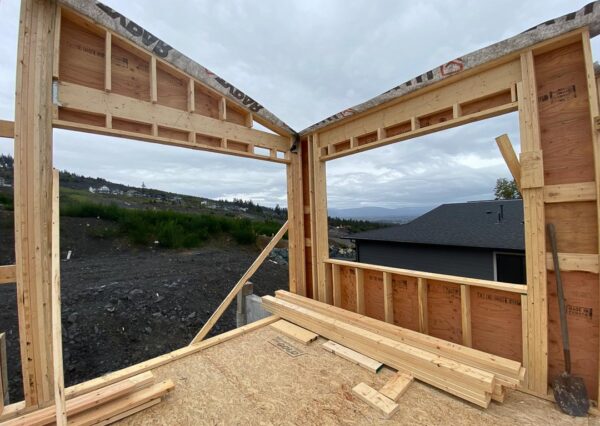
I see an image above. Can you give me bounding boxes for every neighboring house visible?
[348,199,525,284]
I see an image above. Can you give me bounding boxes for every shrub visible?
[60,200,282,249]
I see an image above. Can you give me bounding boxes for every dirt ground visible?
[0,210,288,402]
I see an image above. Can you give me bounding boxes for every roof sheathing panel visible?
[300,1,600,136]
[59,0,296,136]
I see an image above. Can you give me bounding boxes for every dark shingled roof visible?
[349,200,524,251]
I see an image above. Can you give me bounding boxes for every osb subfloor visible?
[116,325,600,425]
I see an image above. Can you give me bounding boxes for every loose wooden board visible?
[352,382,399,419]
[270,320,318,345]
[322,341,383,373]
[379,372,414,402]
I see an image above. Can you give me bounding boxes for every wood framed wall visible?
[299,30,600,404]
[9,0,600,413]
[11,0,301,409]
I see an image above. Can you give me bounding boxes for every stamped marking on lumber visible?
[268,336,306,358]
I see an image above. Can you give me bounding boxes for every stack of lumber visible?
[263,291,525,408]
[0,372,173,426]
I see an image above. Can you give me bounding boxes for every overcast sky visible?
[0,1,597,210]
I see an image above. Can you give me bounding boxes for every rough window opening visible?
[326,112,525,284]
[0,129,290,398]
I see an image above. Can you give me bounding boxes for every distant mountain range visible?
[328,206,433,222]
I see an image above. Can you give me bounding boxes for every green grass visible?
[60,200,283,248]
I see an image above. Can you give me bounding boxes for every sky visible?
[0,0,597,210]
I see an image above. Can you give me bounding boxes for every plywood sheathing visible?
[300,2,600,135]
[113,327,590,425]
[57,0,295,137]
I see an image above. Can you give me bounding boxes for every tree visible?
[494,178,521,200]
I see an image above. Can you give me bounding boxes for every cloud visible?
[0,1,595,209]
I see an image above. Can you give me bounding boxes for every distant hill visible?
[328,206,433,223]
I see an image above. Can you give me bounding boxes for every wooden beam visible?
[519,150,544,189]
[0,121,14,139]
[321,341,383,373]
[51,170,66,425]
[332,264,341,307]
[460,285,472,347]
[352,383,399,419]
[0,265,16,285]
[91,398,160,426]
[276,291,524,386]
[379,372,414,402]
[520,294,529,390]
[51,6,61,80]
[383,272,393,324]
[270,320,317,345]
[417,278,428,334]
[264,296,495,407]
[322,102,518,161]
[311,134,330,303]
[581,31,600,405]
[187,78,194,113]
[286,147,306,296]
[543,182,597,203]
[54,119,289,165]
[546,252,599,274]
[56,82,289,153]
[317,59,520,149]
[190,222,288,344]
[0,315,279,422]
[355,268,365,315]
[325,258,526,294]
[14,0,58,406]
[218,97,226,120]
[0,333,7,406]
[2,373,154,426]
[518,51,547,396]
[150,56,157,103]
[307,136,319,300]
[104,32,111,92]
[67,380,174,426]
[452,103,462,119]
[495,134,521,189]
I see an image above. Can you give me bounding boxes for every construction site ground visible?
[0,211,288,401]
[114,324,598,425]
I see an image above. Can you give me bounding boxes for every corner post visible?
[518,50,547,396]
[286,137,306,295]
[311,134,331,303]
[14,0,58,407]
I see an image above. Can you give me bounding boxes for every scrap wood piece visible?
[322,341,383,373]
[263,296,493,407]
[379,372,414,402]
[270,319,318,345]
[492,384,506,403]
[352,383,399,419]
[1,372,155,426]
[275,290,523,388]
[95,398,161,426]
[67,380,175,426]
